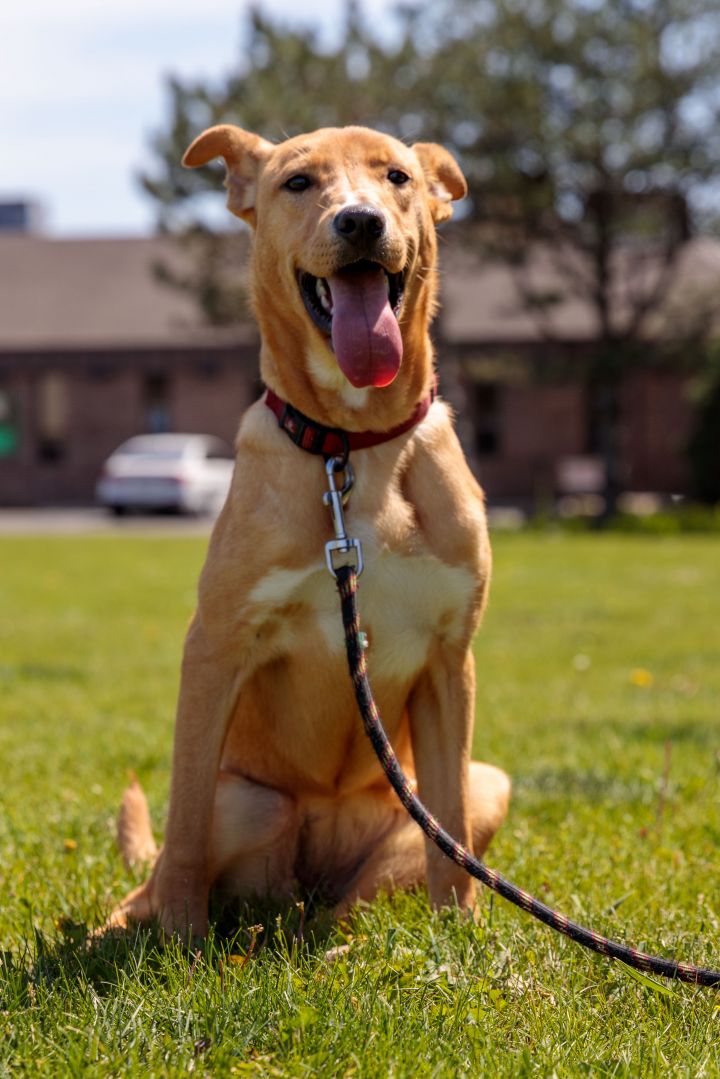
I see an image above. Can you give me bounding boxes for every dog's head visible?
[183,125,466,402]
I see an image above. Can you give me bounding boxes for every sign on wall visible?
[0,389,18,457]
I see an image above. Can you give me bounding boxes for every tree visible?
[415,0,720,514]
[143,0,720,510]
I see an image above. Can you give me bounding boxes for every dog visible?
[108,124,510,938]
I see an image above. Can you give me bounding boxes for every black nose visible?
[333,204,387,244]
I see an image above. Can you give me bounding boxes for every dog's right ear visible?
[182,125,272,227]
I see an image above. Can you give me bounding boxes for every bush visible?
[527,504,720,534]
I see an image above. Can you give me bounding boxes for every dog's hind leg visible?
[106,771,298,932]
[332,810,425,917]
[210,771,299,901]
[466,760,511,859]
[333,760,510,917]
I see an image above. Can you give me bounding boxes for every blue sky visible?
[0,0,398,236]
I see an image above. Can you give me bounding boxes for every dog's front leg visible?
[149,616,244,939]
[408,647,477,911]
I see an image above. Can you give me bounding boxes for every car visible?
[96,433,235,516]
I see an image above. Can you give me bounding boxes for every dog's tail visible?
[117,773,158,869]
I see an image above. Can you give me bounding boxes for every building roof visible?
[440,236,720,345]
[0,231,718,351]
[0,233,254,350]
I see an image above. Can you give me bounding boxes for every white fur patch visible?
[247,563,343,656]
[248,565,317,609]
[414,398,450,441]
[305,346,370,410]
[247,542,473,682]
[357,544,473,681]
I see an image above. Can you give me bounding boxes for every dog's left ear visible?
[182,124,273,227]
[412,143,467,223]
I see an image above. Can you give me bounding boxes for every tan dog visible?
[109,125,510,938]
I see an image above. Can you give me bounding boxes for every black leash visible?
[322,456,720,988]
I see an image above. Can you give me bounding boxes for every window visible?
[144,373,171,433]
[37,373,68,462]
[474,383,501,456]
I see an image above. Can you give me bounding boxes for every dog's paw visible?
[91,881,153,941]
[149,858,210,940]
[101,859,210,941]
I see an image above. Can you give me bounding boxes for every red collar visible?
[264,385,436,458]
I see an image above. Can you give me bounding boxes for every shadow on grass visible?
[0,662,88,684]
[1,893,339,1007]
[610,717,720,749]
[515,767,657,803]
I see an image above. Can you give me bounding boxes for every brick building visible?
[0,233,259,505]
[439,242,717,504]
[0,226,716,507]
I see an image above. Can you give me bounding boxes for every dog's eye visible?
[388,169,411,185]
[284,175,312,192]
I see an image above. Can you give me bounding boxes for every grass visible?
[1,531,719,1076]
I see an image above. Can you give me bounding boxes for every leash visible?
[322,454,720,988]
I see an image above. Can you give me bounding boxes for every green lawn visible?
[1,532,719,1076]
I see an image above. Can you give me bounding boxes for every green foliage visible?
[142,1,720,520]
[1,533,719,1074]
[530,502,720,532]
[143,0,720,348]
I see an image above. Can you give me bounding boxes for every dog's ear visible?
[412,143,467,224]
[182,125,272,226]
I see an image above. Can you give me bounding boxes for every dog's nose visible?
[333,204,387,244]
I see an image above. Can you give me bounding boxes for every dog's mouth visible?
[298,260,405,389]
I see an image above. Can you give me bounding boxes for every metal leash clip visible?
[323,456,364,578]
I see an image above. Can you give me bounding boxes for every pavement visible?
[0,508,215,535]
[0,505,529,535]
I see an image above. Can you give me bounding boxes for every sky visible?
[0,0,398,237]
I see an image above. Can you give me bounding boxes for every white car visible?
[96,433,235,516]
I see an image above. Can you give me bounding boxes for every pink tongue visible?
[328,264,403,388]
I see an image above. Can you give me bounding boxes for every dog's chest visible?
[244,534,474,683]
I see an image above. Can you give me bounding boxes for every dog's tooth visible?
[316,278,332,314]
